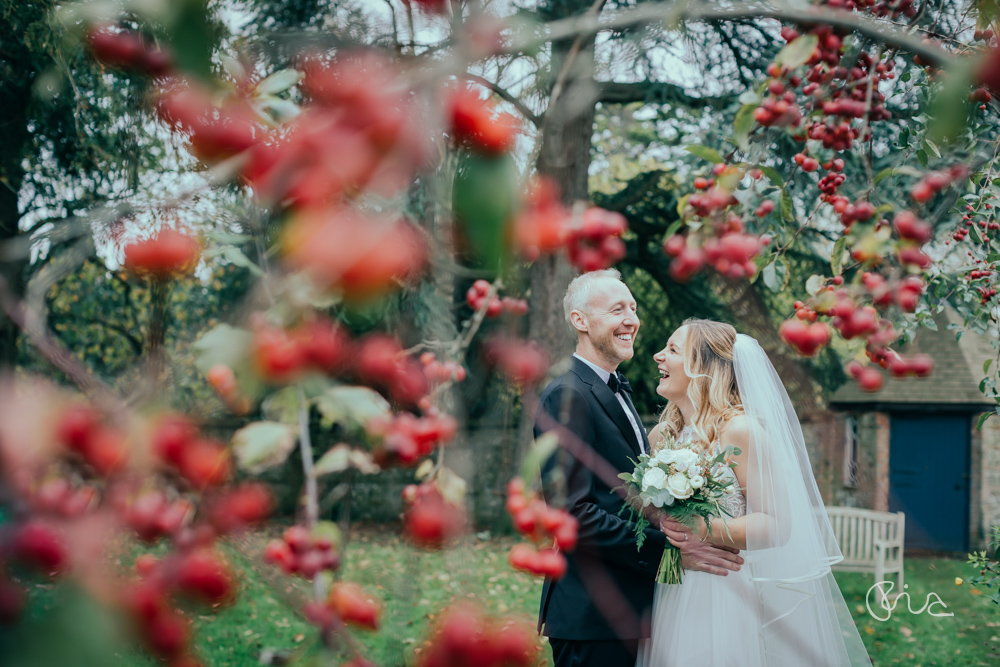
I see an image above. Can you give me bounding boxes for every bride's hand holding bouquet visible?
[617,432,740,584]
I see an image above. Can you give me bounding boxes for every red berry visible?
[123,229,200,280]
[174,551,234,605]
[11,522,67,575]
[327,582,381,630]
[857,367,884,392]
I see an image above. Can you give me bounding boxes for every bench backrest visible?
[825,507,904,565]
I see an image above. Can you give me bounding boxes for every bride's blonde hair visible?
[657,318,743,451]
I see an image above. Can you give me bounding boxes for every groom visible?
[534,269,744,667]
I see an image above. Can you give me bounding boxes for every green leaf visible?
[314,385,391,429]
[733,104,757,151]
[928,57,975,145]
[762,262,779,291]
[758,166,783,187]
[452,152,518,273]
[774,34,819,70]
[520,432,560,484]
[663,218,684,240]
[805,274,825,296]
[676,193,691,218]
[313,444,380,476]
[831,235,848,276]
[781,190,795,222]
[986,359,993,375]
[256,69,303,96]
[977,412,992,431]
[874,166,923,185]
[435,466,468,506]
[261,386,301,425]
[312,521,342,550]
[916,149,928,168]
[166,0,219,83]
[222,246,264,276]
[684,145,724,164]
[232,421,298,474]
[971,222,985,245]
[192,324,253,374]
[924,138,942,158]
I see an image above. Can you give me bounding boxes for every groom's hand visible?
[659,517,743,577]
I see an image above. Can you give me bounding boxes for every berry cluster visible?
[87,25,172,77]
[126,548,235,664]
[482,337,550,386]
[55,403,130,477]
[123,229,201,281]
[779,319,831,357]
[150,414,232,490]
[280,207,427,303]
[465,280,528,317]
[304,581,381,632]
[565,208,628,272]
[420,352,468,385]
[505,479,577,580]
[415,604,537,667]
[156,78,260,162]
[238,322,431,409]
[910,166,969,203]
[753,83,803,127]
[368,411,459,467]
[512,177,628,271]
[263,526,341,579]
[448,85,520,155]
[402,483,466,549]
[846,360,886,392]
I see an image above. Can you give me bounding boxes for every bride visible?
[637,319,871,667]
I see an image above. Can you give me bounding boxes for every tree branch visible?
[596,80,733,107]
[465,73,542,127]
[508,1,955,68]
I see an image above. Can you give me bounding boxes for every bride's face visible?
[654,326,691,401]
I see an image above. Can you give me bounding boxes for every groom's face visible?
[580,279,640,367]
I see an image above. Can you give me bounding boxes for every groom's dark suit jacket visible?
[534,357,666,641]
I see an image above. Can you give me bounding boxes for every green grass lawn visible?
[4,525,998,666]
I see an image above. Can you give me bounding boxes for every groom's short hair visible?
[563,268,624,326]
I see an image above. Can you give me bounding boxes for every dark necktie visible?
[607,372,632,394]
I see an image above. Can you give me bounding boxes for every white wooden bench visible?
[826,507,905,601]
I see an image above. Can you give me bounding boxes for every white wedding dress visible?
[636,335,871,667]
[636,426,765,667]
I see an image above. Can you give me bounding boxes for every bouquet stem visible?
[657,546,683,584]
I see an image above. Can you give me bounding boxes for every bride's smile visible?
[653,327,691,402]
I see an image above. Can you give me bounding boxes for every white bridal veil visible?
[733,333,871,666]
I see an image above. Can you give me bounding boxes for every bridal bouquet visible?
[617,432,740,584]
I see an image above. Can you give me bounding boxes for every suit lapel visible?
[591,381,643,459]
[570,357,642,458]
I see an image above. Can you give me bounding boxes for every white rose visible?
[689,474,705,489]
[650,449,676,466]
[641,466,668,492]
[671,449,699,470]
[666,473,694,500]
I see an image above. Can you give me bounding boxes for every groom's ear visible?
[569,309,588,333]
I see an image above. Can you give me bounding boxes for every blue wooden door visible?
[888,414,970,551]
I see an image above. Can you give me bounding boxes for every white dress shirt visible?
[573,353,646,454]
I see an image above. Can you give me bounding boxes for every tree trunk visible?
[0,48,34,369]
[530,35,599,362]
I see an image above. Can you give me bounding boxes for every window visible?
[843,415,860,488]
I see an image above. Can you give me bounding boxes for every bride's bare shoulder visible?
[720,414,750,447]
